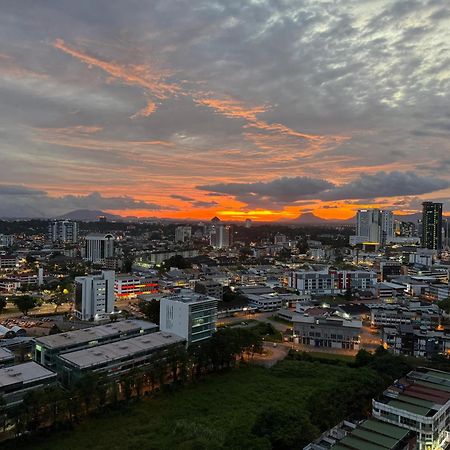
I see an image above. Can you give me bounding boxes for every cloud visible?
[320,171,450,201]
[198,176,334,207]
[198,171,450,208]
[0,187,175,218]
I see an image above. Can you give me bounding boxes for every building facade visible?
[74,270,115,321]
[159,290,218,344]
[49,220,78,243]
[85,233,115,263]
[422,202,443,251]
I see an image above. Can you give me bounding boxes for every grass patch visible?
[12,360,379,450]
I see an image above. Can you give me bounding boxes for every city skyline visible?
[1,1,450,220]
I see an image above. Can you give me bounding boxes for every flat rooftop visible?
[0,361,56,389]
[59,332,185,369]
[332,418,410,450]
[0,347,14,362]
[163,292,217,305]
[35,320,158,350]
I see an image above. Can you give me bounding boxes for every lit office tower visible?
[421,202,443,250]
[356,209,393,244]
[74,270,115,321]
[85,233,114,263]
[49,220,78,243]
[175,226,192,243]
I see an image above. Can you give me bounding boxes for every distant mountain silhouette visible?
[290,212,355,224]
[57,209,121,221]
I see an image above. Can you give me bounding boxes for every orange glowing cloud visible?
[53,39,181,114]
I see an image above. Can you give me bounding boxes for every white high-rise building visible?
[159,289,218,345]
[49,220,78,243]
[175,226,192,243]
[85,233,114,263]
[74,270,115,321]
[210,225,232,249]
[352,209,393,245]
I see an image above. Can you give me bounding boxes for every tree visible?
[438,297,450,314]
[252,408,318,450]
[12,295,37,315]
[0,297,6,314]
[139,299,160,324]
[163,255,192,270]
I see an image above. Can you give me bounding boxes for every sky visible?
[1,0,450,220]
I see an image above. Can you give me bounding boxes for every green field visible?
[13,359,382,450]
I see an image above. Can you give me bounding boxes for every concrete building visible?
[159,290,218,345]
[0,234,15,247]
[0,255,18,270]
[372,368,450,450]
[306,418,416,450]
[74,270,115,321]
[210,224,232,249]
[0,347,15,367]
[175,226,192,243]
[288,269,376,295]
[351,209,394,245]
[56,332,185,386]
[49,220,78,243]
[114,274,158,298]
[293,315,362,350]
[0,362,57,407]
[85,233,114,263]
[194,280,223,300]
[33,319,157,370]
[422,202,443,251]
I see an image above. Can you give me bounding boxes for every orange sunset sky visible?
[1,1,450,221]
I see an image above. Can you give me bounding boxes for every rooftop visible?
[59,332,185,369]
[0,361,56,389]
[0,347,14,362]
[332,418,410,450]
[35,320,158,350]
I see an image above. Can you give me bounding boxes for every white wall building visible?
[0,234,15,247]
[74,270,115,321]
[210,225,232,249]
[49,220,78,243]
[175,226,192,243]
[351,209,394,245]
[85,233,114,263]
[159,289,218,344]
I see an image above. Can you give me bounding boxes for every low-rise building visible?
[114,274,158,298]
[293,315,362,350]
[57,332,185,385]
[0,361,57,407]
[372,368,450,450]
[194,280,223,300]
[289,269,376,295]
[0,347,15,367]
[33,319,157,370]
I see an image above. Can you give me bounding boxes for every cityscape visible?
[1,1,450,450]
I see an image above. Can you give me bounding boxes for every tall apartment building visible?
[85,233,114,263]
[159,290,218,344]
[210,224,232,249]
[49,220,78,243]
[74,270,115,321]
[0,234,15,247]
[352,209,394,245]
[422,202,443,251]
[175,226,192,243]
